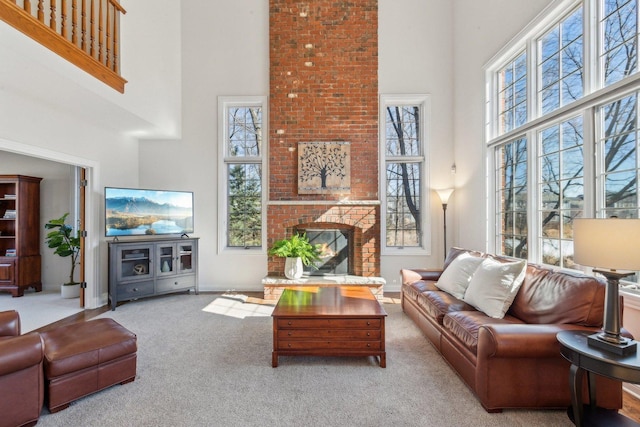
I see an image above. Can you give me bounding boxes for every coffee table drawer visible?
[282,329,381,339]
[277,318,381,329]
[278,340,382,350]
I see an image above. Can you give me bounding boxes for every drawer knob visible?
[288,332,292,336]
[367,332,370,336]
[288,343,291,347]
[367,321,371,325]
[367,343,371,347]
[133,288,138,292]
[287,321,292,325]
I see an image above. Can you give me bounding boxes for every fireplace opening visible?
[299,228,353,276]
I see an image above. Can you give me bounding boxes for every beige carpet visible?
[35,293,572,427]
[0,289,83,332]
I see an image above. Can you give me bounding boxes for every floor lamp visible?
[436,189,454,261]
[573,218,640,356]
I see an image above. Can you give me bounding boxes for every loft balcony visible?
[0,0,126,93]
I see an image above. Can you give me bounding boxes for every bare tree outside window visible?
[497,138,528,258]
[385,105,422,247]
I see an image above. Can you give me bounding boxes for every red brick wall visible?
[268,1,379,276]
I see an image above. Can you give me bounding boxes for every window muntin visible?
[498,52,527,134]
[496,138,528,258]
[380,95,430,254]
[602,0,638,86]
[600,92,639,218]
[538,7,584,114]
[538,116,584,268]
[219,98,266,251]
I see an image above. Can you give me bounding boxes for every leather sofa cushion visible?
[444,310,523,354]
[510,264,605,326]
[41,318,137,378]
[416,290,476,325]
[402,281,438,301]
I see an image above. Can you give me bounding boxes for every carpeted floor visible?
[36,293,572,426]
[0,289,83,332]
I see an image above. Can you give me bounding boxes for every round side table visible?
[557,330,640,426]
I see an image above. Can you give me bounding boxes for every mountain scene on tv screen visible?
[106,196,193,236]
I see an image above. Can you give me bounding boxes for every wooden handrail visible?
[0,0,127,93]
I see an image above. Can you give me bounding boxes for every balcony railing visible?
[0,0,127,93]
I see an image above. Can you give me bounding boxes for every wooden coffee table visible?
[271,286,387,367]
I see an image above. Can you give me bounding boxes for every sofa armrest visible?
[400,268,443,284]
[0,333,44,376]
[0,310,20,337]
[478,323,597,359]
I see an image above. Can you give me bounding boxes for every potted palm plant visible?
[268,233,321,279]
[45,213,81,298]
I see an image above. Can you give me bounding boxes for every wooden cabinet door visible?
[0,259,15,284]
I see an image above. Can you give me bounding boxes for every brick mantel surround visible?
[268,1,380,277]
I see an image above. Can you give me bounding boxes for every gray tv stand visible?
[108,237,198,310]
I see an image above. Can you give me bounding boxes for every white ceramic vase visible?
[284,257,303,279]
[61,283,80,299]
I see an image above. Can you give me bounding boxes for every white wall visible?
[378,0,455,290]
[451,0,554,252]
[138,0,270,292]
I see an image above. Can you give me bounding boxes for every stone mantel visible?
[262,275,385,301]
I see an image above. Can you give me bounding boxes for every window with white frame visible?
[538,115,584,267]
[380,94,430,254]
[538,6,583,114]
[496,138,528,258]
[487,0,640,278]
[498,52,527,135]
[218,97,267,251]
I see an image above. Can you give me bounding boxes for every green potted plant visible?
[45,213,81,298]
[268,233,321,279]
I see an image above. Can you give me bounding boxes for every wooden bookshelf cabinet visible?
[0,175,42,297]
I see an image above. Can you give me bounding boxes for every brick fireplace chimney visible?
[268,1,380,277]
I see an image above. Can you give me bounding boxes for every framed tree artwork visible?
[298,141,351,195]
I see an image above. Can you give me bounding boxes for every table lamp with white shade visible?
[573,218,640,355]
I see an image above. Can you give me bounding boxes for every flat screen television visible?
[105,187,194,237]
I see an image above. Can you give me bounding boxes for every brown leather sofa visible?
[401,247,624,412]
[0,310,44,427]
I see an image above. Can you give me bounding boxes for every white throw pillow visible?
[435,252,485,299]
[463,257,527,319]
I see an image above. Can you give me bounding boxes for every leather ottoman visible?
[40,318,137,413]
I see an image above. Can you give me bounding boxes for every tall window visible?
[538,7,583,114]
[380,94,430,254]
[496,138,528,258]
[538,116,584,267]
[487,0,640,279]
[218,97,267,251]
[498,52,527,134]
[600,92,639,218]
[602,0,638,86]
